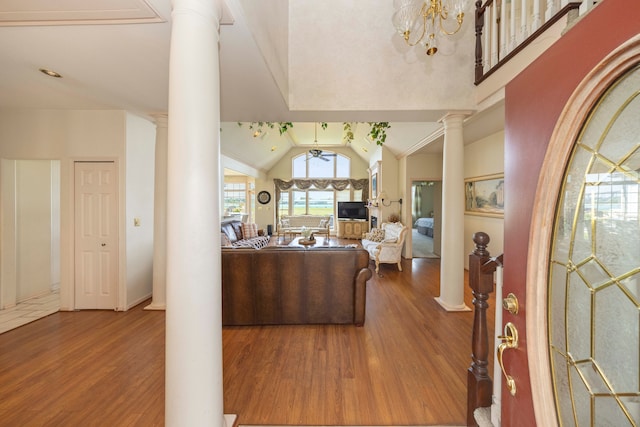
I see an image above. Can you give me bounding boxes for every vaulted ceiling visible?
[0,0,503,174]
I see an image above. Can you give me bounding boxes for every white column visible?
[165,0,225,426]
[436,113,470,312]
[146,114,168,311]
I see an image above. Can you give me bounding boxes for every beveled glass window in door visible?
[548,65,640,426]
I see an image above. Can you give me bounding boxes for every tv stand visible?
[337,219,368,239]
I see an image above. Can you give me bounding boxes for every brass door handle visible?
[497,321,518,396]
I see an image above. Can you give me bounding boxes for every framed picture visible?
[465,174,504,217]
[371,173,378,198]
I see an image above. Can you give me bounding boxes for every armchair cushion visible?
[381,222,403,243]
[363,228,385,242]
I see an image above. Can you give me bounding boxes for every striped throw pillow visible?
[241,222,258,239]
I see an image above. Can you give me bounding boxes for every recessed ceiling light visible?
[39,68,62,78]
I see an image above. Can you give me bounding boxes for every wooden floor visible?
[0,255,495,426]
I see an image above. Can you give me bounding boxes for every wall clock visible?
[257,191,271,204]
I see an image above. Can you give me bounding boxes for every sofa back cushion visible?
[281,215,330,228]
[221,232,232,246]
[221,221,240,243]
[231,222,244,240]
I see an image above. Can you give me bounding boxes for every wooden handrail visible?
[474,0,582,85]
[466,231,501,426]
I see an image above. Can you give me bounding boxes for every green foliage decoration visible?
[367,122,390,146]
[238,121,390,146]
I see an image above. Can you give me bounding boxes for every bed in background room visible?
[414,217,434,237]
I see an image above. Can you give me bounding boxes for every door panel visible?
[503,2,640,425]
[74,161,118,309]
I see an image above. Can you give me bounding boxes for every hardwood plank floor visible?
[0,255,495,426]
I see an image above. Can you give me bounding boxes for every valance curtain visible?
[273,178,369,223]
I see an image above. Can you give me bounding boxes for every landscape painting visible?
[465,174,504,217]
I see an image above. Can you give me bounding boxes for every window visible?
[224,176,255,221]
[224,182,246,214]
[292,151,350,178]
[279,153,360,228]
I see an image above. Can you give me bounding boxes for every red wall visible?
[503,0,640,425]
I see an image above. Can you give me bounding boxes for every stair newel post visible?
[467,231,494,426]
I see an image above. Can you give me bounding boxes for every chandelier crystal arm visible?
[439,11,465,35]
[405,9,429,47]
[393,0,468,55]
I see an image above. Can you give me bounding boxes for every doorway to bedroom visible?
[411,180,441,258]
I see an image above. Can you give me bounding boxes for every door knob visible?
[497,321,518,396]
[101,243,106,247]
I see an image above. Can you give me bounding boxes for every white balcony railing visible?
[474,0,602,84]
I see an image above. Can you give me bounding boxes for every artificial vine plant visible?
[238,121,390,146]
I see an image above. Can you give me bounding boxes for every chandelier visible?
[392,0,467,56]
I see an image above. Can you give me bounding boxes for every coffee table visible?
[287,236,343,248]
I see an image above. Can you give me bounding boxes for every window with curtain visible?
[277,153,359,228]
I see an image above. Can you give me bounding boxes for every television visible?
[337,201,368,220]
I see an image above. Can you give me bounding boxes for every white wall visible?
[125,113,156,309]
[0,160,16,308]
[0,109,154,311]
[464,131,504,268]
[369,146,401,227]
[16,160,53,301]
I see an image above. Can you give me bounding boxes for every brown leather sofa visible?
[222,246,372,326]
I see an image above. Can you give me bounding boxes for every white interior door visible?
[74,161,118,309]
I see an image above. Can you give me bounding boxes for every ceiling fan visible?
[307,122,337,162]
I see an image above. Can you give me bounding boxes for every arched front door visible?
[501,2,640,424]
[529,55,640,426]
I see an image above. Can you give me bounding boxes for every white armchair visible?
[361,222,407,274]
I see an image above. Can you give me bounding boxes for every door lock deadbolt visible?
[502,293,519,315]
